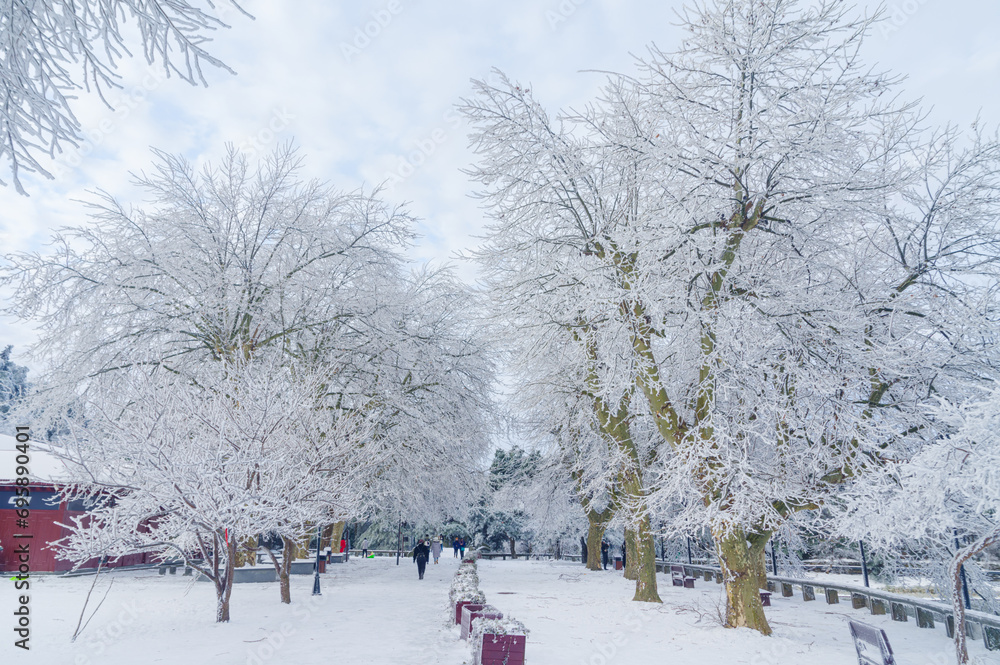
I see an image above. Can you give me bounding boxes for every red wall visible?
[0,483,151,573]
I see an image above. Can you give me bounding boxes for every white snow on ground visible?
[4,555,998,664]
[475,559,1000,665]
[1,555,469,665]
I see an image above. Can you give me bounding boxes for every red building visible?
[0,433,151,573]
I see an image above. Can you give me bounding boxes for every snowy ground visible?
[2,555,469,665]
[475,559,1000,665]
[3,556,998,664]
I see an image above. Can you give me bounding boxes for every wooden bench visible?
[670,565,695,588]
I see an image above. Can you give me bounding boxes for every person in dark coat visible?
[459,538,466,559]
[580,535,588,565]
[453,536,460,558]
[413,539,430,579]
[600,539,609,570]
[621,539,627,571]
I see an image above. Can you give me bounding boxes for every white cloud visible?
[2,0,998,359]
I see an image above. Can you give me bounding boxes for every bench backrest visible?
[849,620,895,665]
[670,565,684,579]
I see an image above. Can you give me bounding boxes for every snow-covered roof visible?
[0,433,74,484]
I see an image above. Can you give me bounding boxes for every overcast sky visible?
[1,0,998,360]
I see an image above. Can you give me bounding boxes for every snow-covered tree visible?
[0,346,30,423]
[843,391,1000,664]
[470,447,541,555]
[2,143,497,614]
[56,353,373,622]
[1,0,248,194]
[1,144,412,428]
[337,265,497,532]
[464,0,1000,634]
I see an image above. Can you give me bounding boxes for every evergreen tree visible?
[0,345,29,422]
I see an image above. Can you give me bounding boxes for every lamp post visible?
[396,513,402,566]
[312,524,322,596]
[770,539,779,576]
[859,540,870,588]
[686,537,693,565]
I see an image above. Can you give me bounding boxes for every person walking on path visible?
[453,537,460,558]
[431,537,443,564]
[459,538,466,559]
[621,539,627,571]
[580,535,588,565]
[600,539,610,570]
[361,538,369,558]
[413,539,431,579]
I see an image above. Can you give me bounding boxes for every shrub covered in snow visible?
[473,615,528,638]
[449,559,485,607]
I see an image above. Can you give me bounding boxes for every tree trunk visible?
[632,514,662,603]
[509,536,516,558]
[215,534,237,622]
[949,530,1000,665]
[950,554,971,665]
[278,534,300,605]
[715,525,771,635]
[264,545,283,600]
[320,523,335,551]
[624,528,638,580]
[586,514,607,571]
[747,531,771,590]
[328,521,346,554]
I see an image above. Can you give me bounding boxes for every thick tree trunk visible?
[586,518,606,571]
[329,521,346,553]
[624,528,638,580]
[715,526,771,635]
[589,376,660,601]
[632,514,662,603]
[509,536,517,557]
[747,531,771,591]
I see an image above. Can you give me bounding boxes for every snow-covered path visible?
[2,555,469,664]
[476,558,999,664]
[8,555,999,664]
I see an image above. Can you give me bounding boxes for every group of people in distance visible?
[412,535,466,579]
[579,535,628,571]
